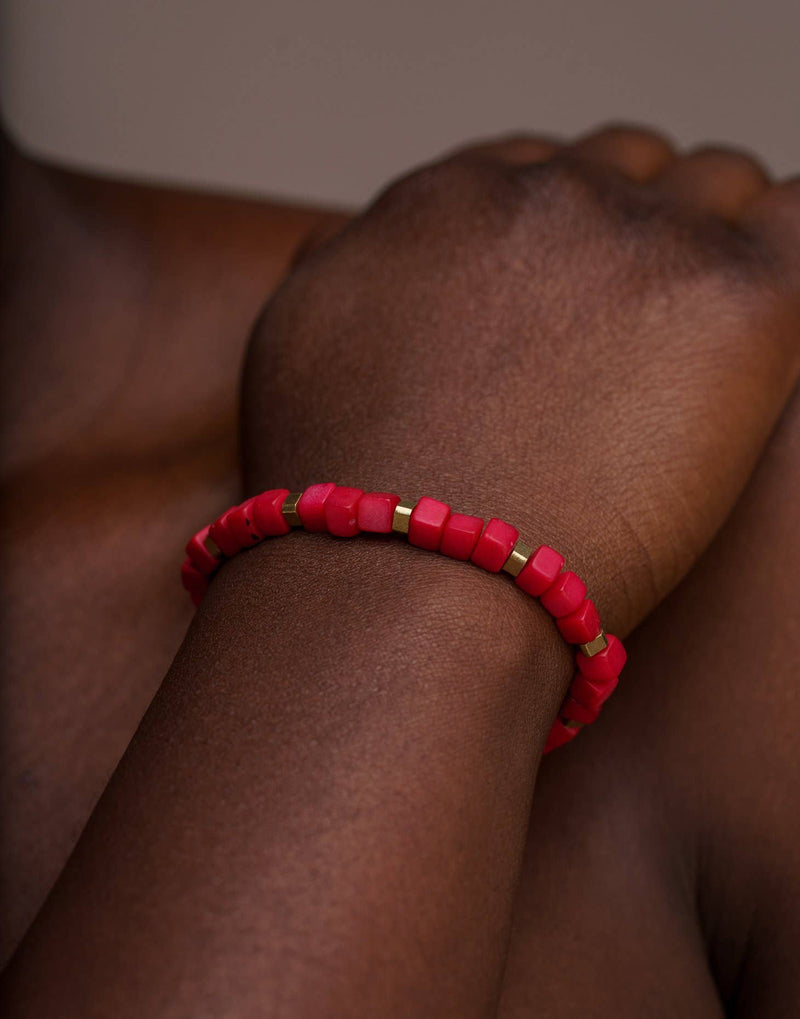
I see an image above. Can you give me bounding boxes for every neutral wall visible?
[1,0,798,206]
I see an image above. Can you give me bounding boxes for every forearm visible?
[2,534,571,1018]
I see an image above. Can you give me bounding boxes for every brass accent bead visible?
[282,492,304,527]
[579,631,608,658]
[501,540,532,577]
[392,498,417,535]
[203,534,223,559]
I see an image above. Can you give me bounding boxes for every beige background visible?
[1,0,798,207]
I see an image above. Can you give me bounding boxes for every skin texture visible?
[0,135,346,964]
[1,125,799,1016]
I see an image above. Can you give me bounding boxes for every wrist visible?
[201,532,574,746]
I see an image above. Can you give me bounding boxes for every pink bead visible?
[440,513,484,560]
[297,482,336,532]
[408,496,451,551]
[556,599,602,644]
[576,633,627,681]
[325,486,364,537]
[543,719,580,755]
[570,672,619,713]
[250,489,291,536]
[185,525,221,576]
[514,545,565,597]
[540,571,587,618]
[358,492,401,533]
[209,507,243,557]
[560,694,601,725]
[471,518,519,572]
[181,558,209,606]
[226,501,263,549]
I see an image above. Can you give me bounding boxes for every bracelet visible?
[181,484,626,755]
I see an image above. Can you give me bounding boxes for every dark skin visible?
[1,126,799,1015]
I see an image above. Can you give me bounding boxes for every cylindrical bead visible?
[251,489,291,536]
[540,570,587,618]
[560,694,601,725]
[557,599,602,644]
[226,501,263,548]
[440,513,484,560]
[209,507,243,557]
[297,482,336,532]
[408,496,451,551]
[325,486,364,537]
[185,525,221,576]
[471,518,519,572]
[543,719,580,755]
[576,633,627,681]
[358,492,401,533]
[514,545,565,597]
[570,672,619,712]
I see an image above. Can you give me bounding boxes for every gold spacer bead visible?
[501,539,533,577]
[392,498,417,536]
[282,492,304,527]
[203,534,223,559]
[579,631,608,658]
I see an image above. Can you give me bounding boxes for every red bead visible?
[325,486,364,537]
[185,525,221,576]
[471,518,519,572]
[556,599,602,644]
[540,571,587,617]
[297,482,336,532]
[514,545,564,597]
[576,633,627,681]
[543,719,580,755]
[250,488,291,536]
[560,694,601,725]
[440,513,484,560]
[570,672,619,713]
[181,558,209,606]
[226,500,263,549]
[408,496,451,551]
[209,507,243,557]
[358,492,401,533]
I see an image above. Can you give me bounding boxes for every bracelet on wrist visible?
[181,484,626,755]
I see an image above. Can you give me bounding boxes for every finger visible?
[741,178,800,276]
[450,133,560,167]
[569,123,676,182]
[653,145,772,221]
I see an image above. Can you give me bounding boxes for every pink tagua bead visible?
[226,500,263,549]
[471,518,518,572]
[209,507,243,557]
[570,672,619,713]
[251,488,291,537]
[543,718,580,755]
[358,492,401,533]
[576,633,627,681]
[297,482,337,532]
[539,570,587,618]
[325,486,364,537]
[514,545,564,597]
[556,599,602,644]
[408,497,451,551]
[440,513,484,561]
[185,525,221,576]
[560,693,601,725]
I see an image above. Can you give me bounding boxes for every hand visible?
[243,126,800,635]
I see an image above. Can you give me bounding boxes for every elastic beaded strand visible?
[185,484,626,754]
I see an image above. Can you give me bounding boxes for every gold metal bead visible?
[392,499,417,535]
[282,492,304,527]
[579,632,608,658]
[203,534,223,559]
[501,540,532,577]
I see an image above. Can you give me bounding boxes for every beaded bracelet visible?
[181,485,626,755]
